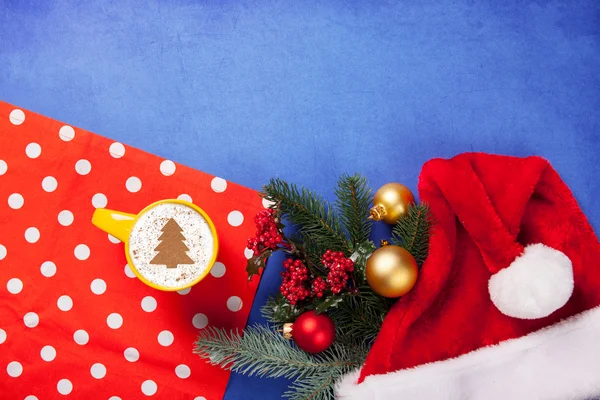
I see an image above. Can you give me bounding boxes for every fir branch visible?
[334,174,373,249]
[329,289,394,344]
[194,325,363,380]
[263,178,351,255]
[284,370,339,400]
[288,232,327,274]
[391,203,433,267]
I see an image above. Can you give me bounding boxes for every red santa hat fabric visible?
[336,153,600,400]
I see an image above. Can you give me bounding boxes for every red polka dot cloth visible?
[0,101,264,399]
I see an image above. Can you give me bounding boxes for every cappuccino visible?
[128,202,215,289]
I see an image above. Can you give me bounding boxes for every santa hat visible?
[336,153,600,400]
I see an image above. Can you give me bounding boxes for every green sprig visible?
[334,174,373,249]
[194,324,366,381]
[263,178,351,255]
[391,203,433,267]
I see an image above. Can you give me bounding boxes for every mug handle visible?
[92,208,137,242]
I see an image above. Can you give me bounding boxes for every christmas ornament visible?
[366,244,418,298]
[283,311,335,353]
[369,183,415,224]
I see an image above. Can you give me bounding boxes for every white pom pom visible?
[488,244,574,319]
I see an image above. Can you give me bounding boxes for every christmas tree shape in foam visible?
[150,218,195,269]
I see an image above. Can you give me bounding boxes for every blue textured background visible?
[1,1,599,398]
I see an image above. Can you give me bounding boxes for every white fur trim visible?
[335,305,600,400]
[488,243,573,319]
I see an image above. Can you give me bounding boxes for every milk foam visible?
[128,203,214,289]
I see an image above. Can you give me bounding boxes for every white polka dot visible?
[41,261,57,277]
[74,244,90,260]
[124,347,139,362]
[58,210,74,226]
[57,378,73,395]
[177,287,191,295]
[109,142,125,158]
[7,278,23,294]
[108,234,121,244]
[8,193,24,209]
[42,176,58,192]
[141,296,157,312]
[24,312,39,328]
[109,396,122,400]
[227,211,244,227]
[157,330,174,346]
[41,345,56,362]
[90,278,107,295]
[92,193,108,208]
[194,397,207,400]
[25,396,38,400]
[227,296,243,312]
[175,364,191,379]
[26,143,42,158]
[262,198,276,208]
[0,328,6,344]
[90,363,106,379]
[59,125,75,141]
[177,194,192,202]
[25,227,40,243]
[192,313,208,329]
[244,248,254,259]
[0,160,7,175]
[124,264,136,278]
[7,361,22,377]
[0,245,5,261]
[211,177,227,193]
[160,160,176,176]
[107,313,123,329]
[9,109,25,125]
[75,159,92,175]
[73,329,89,345]
[141,380,157,396]
[57,295,73,311]
[210,262,226,278]
[126,176,142,193]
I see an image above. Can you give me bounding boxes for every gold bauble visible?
[366,245,418,298]
[369,183,415,224]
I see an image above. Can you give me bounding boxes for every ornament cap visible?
[282,323,293,339]
[369,204,386,221]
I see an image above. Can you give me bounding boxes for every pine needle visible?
[284,370,339,400]
[334,174,373,249]
[194,325,364,380]
[391,203,433,267]
[263,178,351,255]
[329,288,394,344]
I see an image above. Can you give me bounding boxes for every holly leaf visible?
[351,240,376,285]
[246,249,273,281]
[269,294,304,322]
[314,295,345,314]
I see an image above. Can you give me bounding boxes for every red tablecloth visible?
[0,101,263,399]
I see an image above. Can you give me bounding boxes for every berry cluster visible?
[247,209,283,254]
[311,277,327,298]
[322,250,355,294]
[280,259,311,305]
[279,251,355,306]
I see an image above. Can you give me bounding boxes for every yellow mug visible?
[92,199,219,291]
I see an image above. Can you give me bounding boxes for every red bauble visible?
[284,311,335,354]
